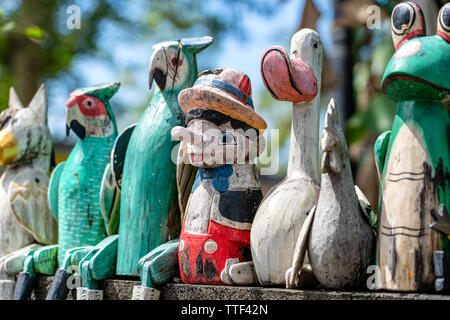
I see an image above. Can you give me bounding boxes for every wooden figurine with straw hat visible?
[175,68,267,285]
[132,68,267,297]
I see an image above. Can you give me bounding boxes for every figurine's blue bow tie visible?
[193,164,233,193]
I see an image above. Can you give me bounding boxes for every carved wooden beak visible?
[149,46,168,90]
[261,46,318,103]
[0,130,19,165]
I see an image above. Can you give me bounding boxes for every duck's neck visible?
[287,100,320,184]
[287,33,323,184]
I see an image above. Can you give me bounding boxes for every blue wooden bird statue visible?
[75,37,214,300]
[12,82,120,300]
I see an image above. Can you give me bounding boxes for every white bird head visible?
[0,84,51,166]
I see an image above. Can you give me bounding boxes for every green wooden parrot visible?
[75,37,213,300]
[13,82,120,300]
[374,2,450,292]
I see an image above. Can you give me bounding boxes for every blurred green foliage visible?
[347,25,396,145]
[348,0,446,145]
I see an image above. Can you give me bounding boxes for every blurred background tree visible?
[0,0,447,208]
[0,0,284,162]
[330,0,444,207]
[0,0,280,116]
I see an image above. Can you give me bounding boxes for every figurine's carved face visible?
[65,91,114,139]
[383,2,450,102]
[172,119,264,168]
[0,98,50,166]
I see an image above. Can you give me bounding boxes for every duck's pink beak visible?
[261,46,318,103]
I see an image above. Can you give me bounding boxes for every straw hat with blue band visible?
[178,68,267,131]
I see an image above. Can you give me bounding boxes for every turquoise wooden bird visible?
[13,82,120,300]
[76,37,214,300]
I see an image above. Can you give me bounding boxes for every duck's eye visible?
[391,2,425,50]
[83,98,95,110]
[220,133,236,145]
[437,3,450,41]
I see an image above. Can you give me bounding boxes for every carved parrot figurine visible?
[75,37,214,300]
[12,82,120,300]
[0,85,57,300]
[374,2,450,292]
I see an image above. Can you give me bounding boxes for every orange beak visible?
[0,130,19,165]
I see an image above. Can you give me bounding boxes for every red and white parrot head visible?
[65,82,119,139]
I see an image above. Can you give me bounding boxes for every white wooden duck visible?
[286,98,375,289]
[251,28,323,286]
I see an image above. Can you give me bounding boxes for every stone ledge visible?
[30,276,450,300]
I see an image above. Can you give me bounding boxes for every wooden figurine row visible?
[0,1,447,300]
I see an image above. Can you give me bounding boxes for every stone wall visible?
[30,276,450,300]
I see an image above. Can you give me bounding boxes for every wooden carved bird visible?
[112,37,214,277]
[0,85,57,300]
[286,98,375,289]
[12,82,120,300]
[251,29,322,286]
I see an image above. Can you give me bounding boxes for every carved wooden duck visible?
[0,85,57,300]
[286,98,375,289]
[374,2,450,292]
[251,28,323,286]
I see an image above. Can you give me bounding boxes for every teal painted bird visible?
[116,37,214,276]
[12,82,121,300]
[52,82,120,266]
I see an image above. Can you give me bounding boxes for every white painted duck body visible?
[251,29,323,286]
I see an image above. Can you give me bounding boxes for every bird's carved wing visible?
[374,130,391,183]
[176,141,198,223]
[48,161,65,221]
[111,124,135,189]
[100,163,120,236]
[286,205,316,289]
[8,182,58,245]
